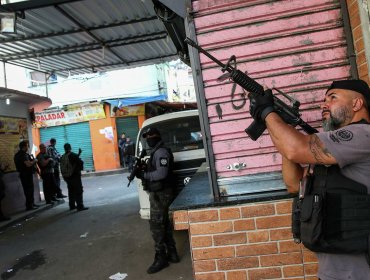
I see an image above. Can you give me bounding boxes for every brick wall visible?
[347,0,370,83]
[173,199,318,280]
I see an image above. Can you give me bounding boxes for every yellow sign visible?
[112,104,145,117]
[33,103,106,128]
[0,116,29,172]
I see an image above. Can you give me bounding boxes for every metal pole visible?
[3,61,7,88]
[44,73,49,98]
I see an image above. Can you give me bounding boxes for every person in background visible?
[37,143,58,205]
[0,162,10,221]
[60,143,88,211]
[47,138,67,198]
[124,136,135,172]
[13,140,39,211]
[247,79,370,279]
[118,132,127,168]
[136,127,179,274]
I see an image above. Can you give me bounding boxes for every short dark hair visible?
[50,138,56,144]
[64,143,72,152]
[19,140,29,149]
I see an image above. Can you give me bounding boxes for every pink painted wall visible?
[192,0,352,179]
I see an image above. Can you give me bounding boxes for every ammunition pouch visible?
[291,165,370,254]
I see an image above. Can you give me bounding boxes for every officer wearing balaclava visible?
[136,127,180,274]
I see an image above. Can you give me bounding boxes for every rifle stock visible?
[127,149,147,188]
[185,37,318,140]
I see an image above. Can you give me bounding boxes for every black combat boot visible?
[147,251,169,274]
[167,245,180,263]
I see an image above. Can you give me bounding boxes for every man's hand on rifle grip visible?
[248,89,275,122]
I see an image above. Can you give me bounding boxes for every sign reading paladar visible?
[33,102,106,128]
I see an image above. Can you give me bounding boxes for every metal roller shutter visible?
[40,122,94,171]
[116,117,139,144]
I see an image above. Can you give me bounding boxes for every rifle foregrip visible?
[245,120,267,141]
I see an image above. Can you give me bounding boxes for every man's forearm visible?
[282,156,303,194]
[265,112,308,161]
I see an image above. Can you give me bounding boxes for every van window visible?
[138,116,203,154]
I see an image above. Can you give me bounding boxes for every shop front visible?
[0,87,51,215]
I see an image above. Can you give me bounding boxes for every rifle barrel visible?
[185,37,229,70]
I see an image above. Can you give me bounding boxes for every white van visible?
[135,110,206,219]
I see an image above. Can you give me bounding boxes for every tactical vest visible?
[292,165,370,254]
[147,145,175,192]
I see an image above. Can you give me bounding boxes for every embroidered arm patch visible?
[159,157,168,167]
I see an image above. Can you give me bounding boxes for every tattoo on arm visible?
[309,135,332,164]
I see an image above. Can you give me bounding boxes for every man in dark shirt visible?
[13,140,39,210]
[61,143,88,211]
[47,138,67,198]
[37,143,58,204]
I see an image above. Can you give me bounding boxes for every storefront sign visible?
[33,103,106,128]
[111,104,145,117]
[0,116,28,172]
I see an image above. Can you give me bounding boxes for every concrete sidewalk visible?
[0,168,126,231]
[0,173,193,280]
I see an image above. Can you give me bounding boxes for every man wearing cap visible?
[248,79,370,279]
[137,127,180,274]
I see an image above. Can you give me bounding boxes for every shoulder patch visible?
[159,157,168,167]
[334,129,353,142]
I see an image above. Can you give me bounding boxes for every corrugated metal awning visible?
[0,0,187,77]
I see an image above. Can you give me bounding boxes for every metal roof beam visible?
[1,32,168,61]
[0,16,158,44]
[0,0,81,12]
[54,4,128,65]
[52,53,178,73]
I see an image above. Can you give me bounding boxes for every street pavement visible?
[0,173,193,280]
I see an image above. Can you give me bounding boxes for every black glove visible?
[135,170,145,180]
[249,89,275,121]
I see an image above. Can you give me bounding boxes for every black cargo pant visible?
[65,174,84,209]
[41,172,56,203]
[19,173,35,209]
[53,167,63,196]
[149,188,176,254]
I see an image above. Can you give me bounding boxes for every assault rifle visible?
[185,37,318,140]
[127,149,147,188]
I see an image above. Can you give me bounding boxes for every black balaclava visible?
[147,137,161,148]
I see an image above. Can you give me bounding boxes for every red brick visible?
[275,200,292,214]
[174,223,189,230]
[283,265,304,277]
[193,260,216,272]
[359,62,368,78]
[355,37,364,53]
[226,270,247,280]
[234,219,255,231]
[348,0,359,18]
[260,252,302,266]
[279,240,302,253]
[189,210,219,222]
[356,50,366,65]
[303,250,318,263]
[195,272,225,280]
[220,207,240,220]
[270,228,292,240]
[173,210,188,223]
[213,233,246,246]
[190,221,233,235]
[193,247,234,260]
[236,243,278,257]
[217,256,259,270]
[304,263,319,275]
[192,236,213,248]
[241,204,275,218]
[248,230,269,243]
[248,267,282,280]
[256,215,291,229]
